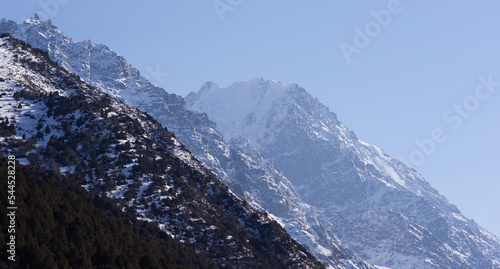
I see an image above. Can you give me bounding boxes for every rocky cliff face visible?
[0,33,325,268]
[9,15,498,268]
[186,78,500,268]
[1,16,369,268]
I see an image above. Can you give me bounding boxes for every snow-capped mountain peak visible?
[187,78,312,141]
[1,17,373,267]
[0,32,326,268]
[5,15,500,268]
[186,78,500,268]
[189,79,438,199]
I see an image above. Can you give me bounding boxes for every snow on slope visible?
[1,17,372,268]
[0,34,326,268]
[187,79,446,202]
[186,78,500,269]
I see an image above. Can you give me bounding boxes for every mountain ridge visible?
[0,16,372,268]
[5,14,500,268]
[0,33,324,268]
[186,77,500,268]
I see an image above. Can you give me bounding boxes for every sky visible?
[1,1,499,237]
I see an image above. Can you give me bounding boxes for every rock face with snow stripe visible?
[0,33,325,268]
[185,78,500,268]
[0,16,373,268]
[0,16,252,191]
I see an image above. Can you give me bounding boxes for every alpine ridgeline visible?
[6,15,500,268]
[0,33,325,268]
[185,78,500,268]
[0,15,370,268]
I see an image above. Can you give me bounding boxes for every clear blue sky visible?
[2,1,499,237]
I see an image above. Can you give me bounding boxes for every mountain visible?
[0,160,213,269]
[0,33,324,268]
[0,15,371,268]
[185,78,500,268]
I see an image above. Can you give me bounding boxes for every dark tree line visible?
[0,159,214,269]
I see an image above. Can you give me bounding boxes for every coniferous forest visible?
[0,159,214,269]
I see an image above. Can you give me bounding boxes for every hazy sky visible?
[2,1,499,237]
